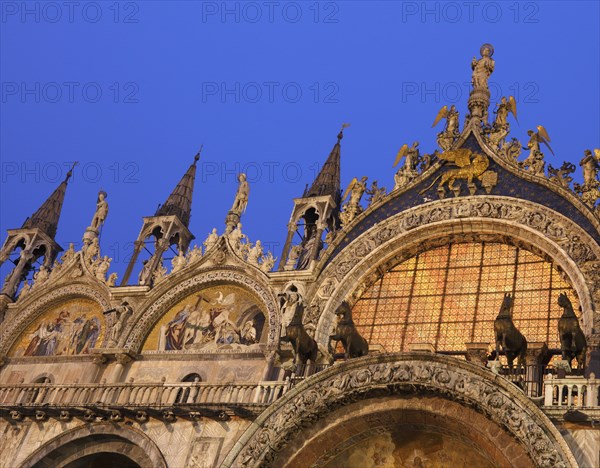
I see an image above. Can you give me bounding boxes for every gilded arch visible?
[123,267,280,352]
[311,196,600,345]
[222,353,578,467]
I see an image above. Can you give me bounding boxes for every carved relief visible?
[227,354,576,467]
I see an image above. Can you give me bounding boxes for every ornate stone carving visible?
[226,354,576,467]
[312,196,599,346]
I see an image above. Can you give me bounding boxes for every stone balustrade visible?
[0,380,289,410]
[543,374,600,408]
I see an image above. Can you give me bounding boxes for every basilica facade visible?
[0,45,599,467]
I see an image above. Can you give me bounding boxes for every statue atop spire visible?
[225,173,250,234]
[83,190,109,248]
[467,44,495,125]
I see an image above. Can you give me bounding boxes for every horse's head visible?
[558,293,575,316]
[497,293,513,319]
[335,301,352,320]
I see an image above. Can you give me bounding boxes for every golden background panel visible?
[10,298,105,357]
[352,243,580,353]
[323,427,495,467]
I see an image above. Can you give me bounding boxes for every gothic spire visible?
[303,127,345,201]
[21,164,74,238]
[155,151,200,227]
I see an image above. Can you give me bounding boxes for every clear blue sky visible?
[1,1,599,283]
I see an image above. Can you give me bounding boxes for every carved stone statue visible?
[284,245,301,271]
[471,44,495,90]
[106,302,133,347]
[487,96,517,147]
[366,180,387,206]
[557,293,586,371]
[494,293,527,371]
[89,191,109,231]
[138,259,152,286]
[94,255,111,281]
[574,149,600,209]
[329,301,369,359]
[228,223,248,253]
[432,105,460,150]
[204,228,219,252]
[85,237,100,262]
[581,149,600,186]
[260,251,276,273]
[106,272,118,286]
[296,224,321,270]
[32,264,50,287]
[520,126,553,176]
[247,240,263,266]
[171,250,186,272]
[230,173,250,215]
[340,176,368,225]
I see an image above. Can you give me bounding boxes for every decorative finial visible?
[338,123,350,141]
[65,162,78,182]
[194,144,203,163]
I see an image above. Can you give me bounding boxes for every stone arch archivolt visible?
[0,284,111,356]
[123,267,280,353]
[221,353,577,467]
[312,196,600,345]
[19,423,167,468]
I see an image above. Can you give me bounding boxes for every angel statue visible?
[574,149,600,209]
[488,96,517,147]
[471,44,495,91]
[393,142,420,190]
[432,105,460,151]
[339,176,368,226]
[520,125,553,176]
[366,180,387,206]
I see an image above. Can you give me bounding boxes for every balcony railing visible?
[0,380,290,421]
[543,375,600,408]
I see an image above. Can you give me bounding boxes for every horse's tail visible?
[419,174,443,195]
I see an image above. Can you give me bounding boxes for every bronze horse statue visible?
[557,293,586,370]
[329,301,369,359]
[494,293,527,371]
[279,291,318,371]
